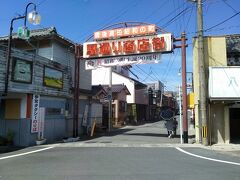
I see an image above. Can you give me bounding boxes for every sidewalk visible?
[205,143,240,157]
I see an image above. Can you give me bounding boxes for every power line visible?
[37,0,48,7]
[134,65,157,82]
[205,10,240,32]
[161,50,179,83]
[221,0,238,13]
[154,0,189,26]
[142,0,169,21]
[161,7,191,28]
[79,0,141,42]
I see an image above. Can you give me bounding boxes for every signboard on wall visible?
[43,67,63,89]
[12,58,32,83]
[31,94,40,133]
[209,67,240,99]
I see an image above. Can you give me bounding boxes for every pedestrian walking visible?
[165,118,178,138]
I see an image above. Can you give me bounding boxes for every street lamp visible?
[4,2,41,95]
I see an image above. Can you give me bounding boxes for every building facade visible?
[92,67,149,124]
[193,34,240,144]
[0,27,92,146]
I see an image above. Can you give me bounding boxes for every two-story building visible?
[193,34,240,144]
[0,27,92,146]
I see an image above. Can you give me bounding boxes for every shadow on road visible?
[122,133,168,138]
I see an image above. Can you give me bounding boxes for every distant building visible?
[92,67,149,124]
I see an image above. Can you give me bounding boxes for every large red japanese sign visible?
[94,24,156,40]
[83,33,172,59]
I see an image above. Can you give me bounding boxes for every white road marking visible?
[0,146,54,160]
[176,147,240,166]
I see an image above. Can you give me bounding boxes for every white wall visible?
[90,103,102,124]
[92,68,135,103]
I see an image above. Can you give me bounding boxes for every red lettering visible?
[123,40,135,54]
[99,42,111,55]
[152,37,165,51]
[138,39,150,52]
[112,42,122,54]
[87,44,98,56]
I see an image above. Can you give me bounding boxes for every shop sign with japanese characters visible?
[94,24,156,40]
[31,94,40,133]
[83,33,172,59]
[85,53,161,70]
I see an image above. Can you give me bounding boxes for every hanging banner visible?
[31,94,40,133]
[85,53,161,70]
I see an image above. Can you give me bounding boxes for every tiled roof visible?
[0,27,75,45]
[102,84,130,95]
[92,85,107,96]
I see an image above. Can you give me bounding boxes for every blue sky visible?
[1,0,239,91]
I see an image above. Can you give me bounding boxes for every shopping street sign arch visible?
[82,22,174,69]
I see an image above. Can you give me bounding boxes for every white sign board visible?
[85,53,161,70]
[31,94,40,133]
[209,67,240,99]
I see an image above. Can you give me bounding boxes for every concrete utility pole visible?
[174,32,188,143]
[197,0,208,145]
[108,67,112,132]
[73,44,81,137]
[178,85,183,144]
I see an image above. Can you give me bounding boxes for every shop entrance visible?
[230,108,240,143]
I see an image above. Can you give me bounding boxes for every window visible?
[119,101,127,112]
[226,36,240,66]
[43,66,63,89]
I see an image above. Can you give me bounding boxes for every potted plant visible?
[36,138,46,145]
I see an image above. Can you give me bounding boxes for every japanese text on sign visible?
[85,54,161,70]
[31,94,40,133]
[94,24,156,40]
[83,34,172,59]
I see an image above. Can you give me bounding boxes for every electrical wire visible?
[221,0,238,13]
[205,10,240,32]
[161,50,180,83]
[79,0,142,42]
[37,0,48,7]
[154,0,189,26]
[142,0,169,21]
[161,7,191,28]
[134,65,157,82]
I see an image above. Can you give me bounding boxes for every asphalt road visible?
[0,121,239,180]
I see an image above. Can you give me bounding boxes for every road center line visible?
[0,146,54,160]
[175,147,240,166]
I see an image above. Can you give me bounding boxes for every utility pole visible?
[178,85,183,144]
[73,44,81,137]
[174,32,188,143]
[108,67,112,132]
[197,0,208,145]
